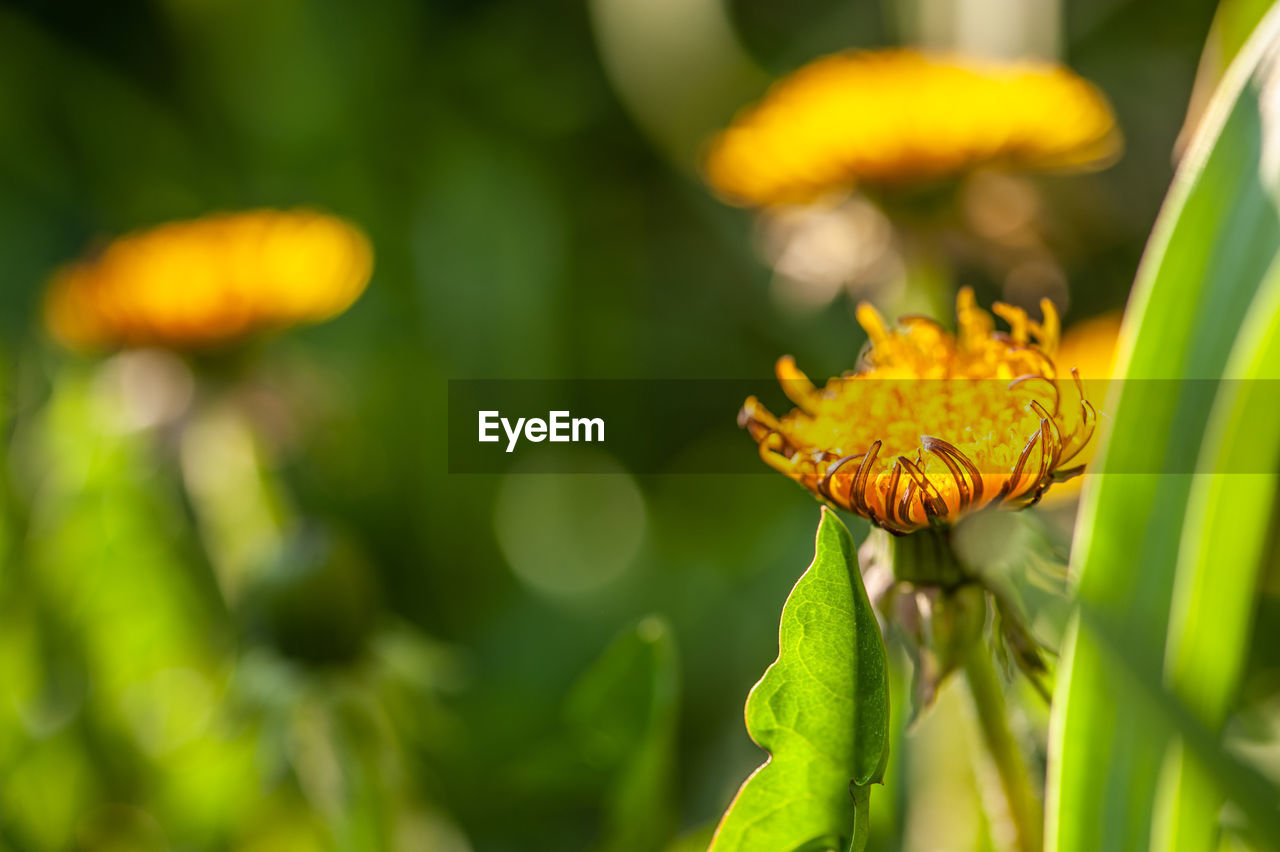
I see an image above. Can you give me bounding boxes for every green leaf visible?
[1203,0,1276,81]
[1154,253,1280,851]
[1072,607,1280,846]
[709,507,889,852]
[1048,9,1280,852]
[566,616,681,852]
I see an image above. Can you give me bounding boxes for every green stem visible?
[889,526,966,587]
[964,645,1043,852]
[847,783,871,852]
[179,395,293,604]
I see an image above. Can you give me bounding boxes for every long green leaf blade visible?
[1155,251,1280,851]
[709,507,889,852]
[1047,9,1280,852]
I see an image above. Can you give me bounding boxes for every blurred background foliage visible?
[1,0,1273,850]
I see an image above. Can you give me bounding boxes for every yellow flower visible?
[1053,310,1122,382]
[704,49,1121,206]
[1039,310,1123,505]
[45,209,373,350]
[739,289,1097,532]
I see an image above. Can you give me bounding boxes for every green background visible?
[3,1,1271,851]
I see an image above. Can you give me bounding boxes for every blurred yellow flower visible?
[705,49,1121,206]
[45,210,373,350]
[1053,310,1122,381]
[739,289,1097,532]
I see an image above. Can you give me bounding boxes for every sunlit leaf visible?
[1177,0,1278,155]
[1048,8,1280,852]
[710,507,889,852]
[1154,254,1280,850]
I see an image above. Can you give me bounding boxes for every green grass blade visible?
[1207,0,1277,77]
[567,616,682,852]
[1046,9,1280,852]
[1154,252,1280,852]
[709,507,889,852]
[1071,608,1280,846]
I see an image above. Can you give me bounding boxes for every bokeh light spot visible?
[494,451,646,598]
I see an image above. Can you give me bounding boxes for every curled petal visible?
[739,292,1099,531]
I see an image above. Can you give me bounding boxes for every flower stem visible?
[963,645,1043,852]
[179,396,292,604]
[889,526,966,587]
[847,783,871,852]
